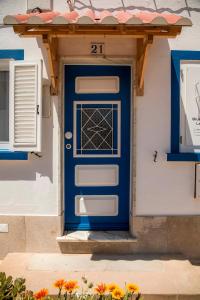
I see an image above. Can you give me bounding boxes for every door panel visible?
[64,65,131,230]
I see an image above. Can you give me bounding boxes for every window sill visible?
[0,151,28,160]
[167,153,200,162]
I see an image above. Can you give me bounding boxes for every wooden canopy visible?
[4,10,192,95]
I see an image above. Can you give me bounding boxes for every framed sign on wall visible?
[167,51,200,162]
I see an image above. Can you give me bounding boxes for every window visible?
[167,50,200,162]
[0,52,42,160]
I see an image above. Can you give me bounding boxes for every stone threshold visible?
[57,230,137,243]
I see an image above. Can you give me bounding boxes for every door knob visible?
[66,144,72,149]
[65,132,72,139]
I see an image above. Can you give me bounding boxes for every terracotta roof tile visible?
[3,9,192,26]
[115,11,141,24]
[52,11,78,24]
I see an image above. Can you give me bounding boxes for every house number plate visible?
[90,42,105,55]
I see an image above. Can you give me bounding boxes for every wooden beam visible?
[13,25,182,38]
[42,34,58,95]
[136,35,153,96]
[16,31,180,38]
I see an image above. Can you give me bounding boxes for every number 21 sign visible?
[90,42,105,55]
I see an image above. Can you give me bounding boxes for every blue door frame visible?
[64,65,131,230]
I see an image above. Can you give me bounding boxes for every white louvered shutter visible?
[180,62,200,151]
[9,60,42,152]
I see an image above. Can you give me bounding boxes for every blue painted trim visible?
[0,49,28,160]
[0,151,28,160]
[170,50,200,161]
[167,153,200,162]
[0,49,24,60]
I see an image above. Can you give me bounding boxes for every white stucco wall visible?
[0,0,59,216]
[136,11,200,215]
[0,0,200,216]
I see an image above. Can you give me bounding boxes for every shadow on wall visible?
[0,116,53,182]
[137,37,171,161]
[37,37,62,132]
[73,0,199,15]
[90,253,186,261]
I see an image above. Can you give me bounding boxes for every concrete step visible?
[57,231,138,253]
[0,253,200,300]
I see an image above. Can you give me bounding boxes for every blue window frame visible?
[167,50,200,162]
[0,50,28,160]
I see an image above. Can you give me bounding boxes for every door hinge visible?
[37,105,40,115]
[180,136,183,144]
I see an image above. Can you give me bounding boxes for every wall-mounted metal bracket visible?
[31,152,42,158]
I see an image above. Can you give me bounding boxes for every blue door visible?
[64,65,131,230]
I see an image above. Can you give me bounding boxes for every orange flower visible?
[34,288,48,299]
[64,280,79,293]
[126,283,139,294]
[95,283,107,295]
[107,283,118,293]
[54,279,65,289]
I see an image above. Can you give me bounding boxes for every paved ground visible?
[1,253,200,299]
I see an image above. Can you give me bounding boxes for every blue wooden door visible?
[64,65,131,230]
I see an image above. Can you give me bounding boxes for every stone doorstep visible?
[57,230,137,243]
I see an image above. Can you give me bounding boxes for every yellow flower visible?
[95,283,107,295]
[64,280,79,293]
[54,279,65,289]
[107,283,119,293]
[112,288,125,299]
[126,283,139,294]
